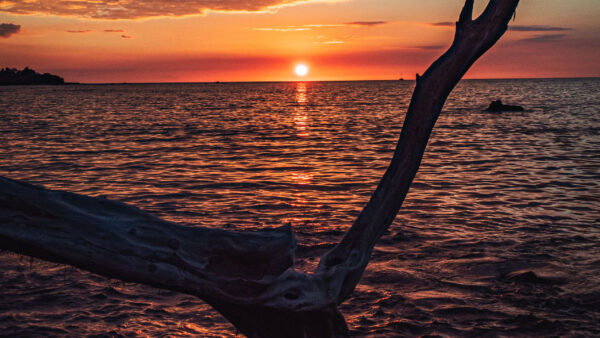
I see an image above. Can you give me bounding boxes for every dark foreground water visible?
[0,79,599,336]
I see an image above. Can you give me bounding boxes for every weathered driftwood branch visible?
[0,177,344,336]
[317,0,520,304]
[0,1,519,337]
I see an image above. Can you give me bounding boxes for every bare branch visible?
[459,0,474,25]
[316,0,520,304]
[0,0,520,336]
[0,177,295,303]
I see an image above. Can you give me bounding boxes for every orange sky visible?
[1,0,599,82]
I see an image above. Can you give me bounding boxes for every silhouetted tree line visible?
[0,67,64,85]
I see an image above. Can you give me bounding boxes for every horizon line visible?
[63,76,600,85]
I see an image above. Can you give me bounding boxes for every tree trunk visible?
[0,1,519,336]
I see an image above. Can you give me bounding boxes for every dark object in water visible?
[486,100,524,112]
[506,270,566,285]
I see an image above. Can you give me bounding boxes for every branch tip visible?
[459,0,474,24]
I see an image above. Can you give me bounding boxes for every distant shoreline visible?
[0,82,80,86]
[0,67,66,86]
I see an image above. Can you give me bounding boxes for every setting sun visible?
[295,64,309,77]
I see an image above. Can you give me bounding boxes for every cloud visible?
[0,0,339,19]
[344,21,387,27]
[255,21,387,32]
[408,45,444,50]
[47,48,441,82]
[517,34,567,43]
[429,22,454,27]
[121,34,132,38]
[104,29,125,33]
[254,27,311,32]
[66,29,92,33]
[430,22,572,33]
[0,23,21,38]
[509,25,572,32]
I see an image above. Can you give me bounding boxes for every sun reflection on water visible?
[294,82,309,137]
[295,81,307,104]
[291,172,313,185]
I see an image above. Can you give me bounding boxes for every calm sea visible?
[0,79,599,336]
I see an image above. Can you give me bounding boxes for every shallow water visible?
[1,79,599,336]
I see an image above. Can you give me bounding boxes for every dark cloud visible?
[429,22,454,27]
[121,35,132,39]
[104,29,125,33]
[344,21,387,27]
[409,45,444,50]
[509,25,572,32]
[0,23,21,38]
[0,0,322,19]
[430,22,573,33]
[67,30,92,33]
[517,34,567,43]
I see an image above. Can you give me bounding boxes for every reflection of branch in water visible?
[0,1,520,336]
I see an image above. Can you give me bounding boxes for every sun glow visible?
[295,64,309,77]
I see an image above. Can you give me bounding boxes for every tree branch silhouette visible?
[0,1,519,336]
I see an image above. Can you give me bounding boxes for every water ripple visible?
[1,79,599,336]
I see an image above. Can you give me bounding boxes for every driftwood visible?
[0,1,519,336]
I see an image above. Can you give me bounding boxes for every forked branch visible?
[0,1,519,337]
[316,0,520,304]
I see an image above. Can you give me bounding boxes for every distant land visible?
[0,67,66,85]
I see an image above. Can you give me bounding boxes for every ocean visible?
[0,79,599,336]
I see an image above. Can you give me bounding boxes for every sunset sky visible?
[1,0,599,83]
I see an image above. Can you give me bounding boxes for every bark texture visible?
[0,1,519,336]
